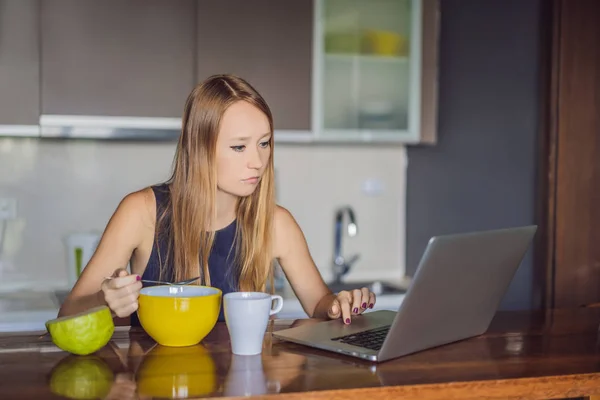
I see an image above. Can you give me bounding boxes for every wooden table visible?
[1,308,600,399]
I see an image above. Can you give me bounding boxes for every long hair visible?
[157,74,275,292]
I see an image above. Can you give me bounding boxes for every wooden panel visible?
[196,0,313,131]
[553,0,600,307]
[0,0,39,125]
[534,0,560,310]
[41,0,196,118]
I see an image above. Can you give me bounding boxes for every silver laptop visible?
[273,225,537,363]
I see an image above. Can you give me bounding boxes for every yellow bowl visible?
[137,285,222,347]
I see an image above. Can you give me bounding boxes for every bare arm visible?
[58,189,153,318]
[274,206,376,322]
[273,207,333,318]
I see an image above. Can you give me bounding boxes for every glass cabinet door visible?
[314,0,422,141]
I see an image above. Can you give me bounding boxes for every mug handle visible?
[270,295,283,315]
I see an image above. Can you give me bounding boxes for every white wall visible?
[0,136,407,291]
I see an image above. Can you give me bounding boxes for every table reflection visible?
[45,321,311,399]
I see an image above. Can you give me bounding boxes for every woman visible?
[58,74,376,325]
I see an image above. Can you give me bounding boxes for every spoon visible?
[104,276,201,286]
[143,277,201,285]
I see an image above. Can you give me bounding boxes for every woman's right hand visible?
[100,268,142,318]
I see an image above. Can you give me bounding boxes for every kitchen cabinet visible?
[0,0,40,137]
[2,0,437,144]
[39,0,196,136]
[312,0,438,143]
[196,0,313,134]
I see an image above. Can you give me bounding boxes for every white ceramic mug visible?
[224,292,283,355]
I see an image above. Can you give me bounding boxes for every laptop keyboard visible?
[331,325,390,351]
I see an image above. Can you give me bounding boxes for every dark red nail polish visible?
[353,307,358,313]
[369,303,374,309]
[136,275,141,281]
[345,318,350,324]
[362,302,367,309]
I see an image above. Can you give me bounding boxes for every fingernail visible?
[345,318,351,324]
[136,275,141,281]
[369,303,374,309]
[353,307,358,313]
[362,302,367,309]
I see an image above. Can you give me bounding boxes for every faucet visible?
[332,206,360,284]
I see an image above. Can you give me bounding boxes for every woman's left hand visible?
[327,288,376,324]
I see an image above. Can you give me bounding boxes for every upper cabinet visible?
[0,0,437,144]
[196,0,313,132]
[39,0,196,134]
[0,0,40,136]
[312,0,438,144]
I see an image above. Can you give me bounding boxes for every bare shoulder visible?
[273,205,306,258]
[120,187,154,208]
[113,187,156,229]
[274,204,296,229]
[274,205,305,237]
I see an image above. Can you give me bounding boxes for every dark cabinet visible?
[40,0,196,119]
[0,0,40,132]
[196,0,313,131]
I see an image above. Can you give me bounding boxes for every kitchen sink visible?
[326,280,406,296]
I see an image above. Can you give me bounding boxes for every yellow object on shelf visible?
[365,30,408,57]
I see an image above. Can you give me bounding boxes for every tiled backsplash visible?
[0,137,407,291]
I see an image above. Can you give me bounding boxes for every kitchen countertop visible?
[2,308,600,399]
[0,289,405,332]
[0,290,61,333]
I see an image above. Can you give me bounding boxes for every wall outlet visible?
[0,198,17,220]
[361,179,385,196]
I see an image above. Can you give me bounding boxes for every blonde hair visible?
[158,74,275,292]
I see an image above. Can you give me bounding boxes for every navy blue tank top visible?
[130,184,239,327]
